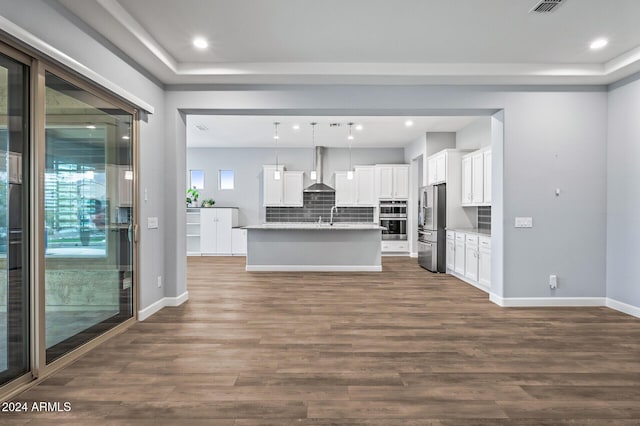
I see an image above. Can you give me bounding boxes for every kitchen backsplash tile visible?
[266,192,374,223]
[478,206,491,231]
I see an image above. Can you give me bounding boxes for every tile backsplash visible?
[266,192,374,223]
[478,206,491,231]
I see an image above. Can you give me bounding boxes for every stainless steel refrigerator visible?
[418,184,446,272]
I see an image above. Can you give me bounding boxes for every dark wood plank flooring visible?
[5,256,640,424]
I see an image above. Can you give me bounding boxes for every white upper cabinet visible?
[263,166,304,207]
[471,152,484,204]
[355,166,376,206]
[263,165,284,206]
[335,171,356,206]
[461,156,473,205]
[283,171,304,206]
[375,165,409,200]
[461,148,491,207]
[427,152,447,185]
[483,150,492,204]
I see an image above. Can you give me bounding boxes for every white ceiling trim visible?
[96,0,178,73]
[95,0,640,84]
[0,15,155,113]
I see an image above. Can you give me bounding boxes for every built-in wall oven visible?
[379,201,407,240]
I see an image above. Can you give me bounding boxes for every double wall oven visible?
[379,200,407,241]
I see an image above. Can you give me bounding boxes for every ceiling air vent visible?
[530,0,565,13]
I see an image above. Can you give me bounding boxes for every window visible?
[219,170,234,190]
[190,170,205,189]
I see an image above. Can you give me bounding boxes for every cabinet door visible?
[479,246,491,287]
[435,154,447,183]
[355,167,375,206]
[472,153,484,204]
[427,158,437,185]
[454,240,465,274]
[283,171,303,206]
[461,157,472,204]
[393,166,409,199]
[465,245,479,281]
[200,209,217,254]
[263,166,284,206]
[483,150,492,204]
[446,239,455,270]
[215,209,233,254]
[376,166,394,199]
[335,172,355,206]
[231,228,247,255]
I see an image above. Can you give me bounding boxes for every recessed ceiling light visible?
[348,135,354,140]
[193,37,208,49]
[355,124,363,131]
[590,38,608,50]
[405,120,414,127]
[292,124,300,130]
[122,135,130,140]
[273,135,279,140]
[86,125,96,129]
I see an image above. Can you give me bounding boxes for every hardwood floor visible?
[5,256,640,424]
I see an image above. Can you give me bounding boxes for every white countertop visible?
[245,223,385,230]
[446,227,491,236]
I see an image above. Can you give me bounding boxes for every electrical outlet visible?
[515,217,533,228]
[549,275,558,289]
[157,276,162,288]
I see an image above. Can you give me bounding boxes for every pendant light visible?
[310,122,317,180]
[347,123,354,180]
[273,122,281,180]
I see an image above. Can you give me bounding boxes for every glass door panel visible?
[44,72,133,363]
[0,53,29,385]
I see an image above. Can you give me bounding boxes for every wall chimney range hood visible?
[304,146,335,192]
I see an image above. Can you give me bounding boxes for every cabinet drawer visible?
[455,232,465,242]
[466,234,479,245]
[381,241,409,252]
[446,231,455,240]
[479,236,491,248]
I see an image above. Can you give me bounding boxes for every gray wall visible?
[606,78,640,308]
[456,117,492,150]
[167,86,608,301]
[1,0,167,310]
[186,147,405,225]
[426,132,457,157]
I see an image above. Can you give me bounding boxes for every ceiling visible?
[186,115,481,148]
[56,0,640,85]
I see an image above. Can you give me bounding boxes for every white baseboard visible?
[606,298,640,318]
[409,252,418,258]
[449,270,490,294]
[138,291,189,321]
[489,295,606,307]
[246,265,382,272]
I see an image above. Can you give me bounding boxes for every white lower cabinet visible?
[381,240,409,253]
[478,236,491,287]
[454,233,465,274]
[200,208,238,255]
[464,234,479,282]
[231,228,247,255]
[449,231,491,291]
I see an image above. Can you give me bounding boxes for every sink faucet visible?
[318,216,322,224]
[330,206,338,225]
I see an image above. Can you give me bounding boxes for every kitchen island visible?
[245,223,385,271]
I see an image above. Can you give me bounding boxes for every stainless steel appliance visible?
[418,184,446,272]
[379,200,407,240]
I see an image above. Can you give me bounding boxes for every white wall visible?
[1,0,167,310]
[166,86,608,302]
[404,134,427,255]
[186,147,405,225]
[606,78,640,310]
[456,117,492,150]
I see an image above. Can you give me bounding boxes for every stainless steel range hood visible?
[304,146,335,192]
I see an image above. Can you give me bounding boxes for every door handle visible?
[133,224,139,243]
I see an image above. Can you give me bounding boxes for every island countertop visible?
[245,223,385,230]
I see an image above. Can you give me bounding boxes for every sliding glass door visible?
[44,72,134,363]
[0,52,29,385]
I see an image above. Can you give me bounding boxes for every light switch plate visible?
[147,216,159,229]
[515,217,533,228]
